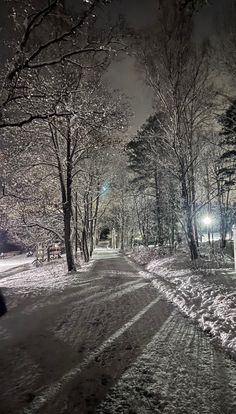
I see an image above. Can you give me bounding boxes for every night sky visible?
[0,0,234,137]
[104,0,234,136]
[105,0,234,136]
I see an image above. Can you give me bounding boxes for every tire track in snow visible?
[20,279,143,316]
[53,279,147,336]
[22,284,101,314]
[73,279,143,306]
[92,282,147,305]
[54,282,148,346]
[99,270,140,278]
[97,312,236,414]
[21,295,162,414]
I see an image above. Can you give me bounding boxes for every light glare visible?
[202,216,212,226]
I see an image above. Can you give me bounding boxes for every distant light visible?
[202,216,212,226]
[101,182,109,194]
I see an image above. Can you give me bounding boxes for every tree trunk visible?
[187,211,199,260]
[75,192,78,259]
[171,212,175,251]
[90,183,100,257]
[154,169,163,245]
[47,246,50,262]
[120,192,125,251]
[82,191,91,261]
[89,194,94,257]
[64,203,76,271]
[182,170,198,260]
[50,122,76,272]
[82,227,89,262]
[206,165,212,247]
[217,181,227,249]
[64,121,76,272]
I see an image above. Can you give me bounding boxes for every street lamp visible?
[202,215,212,245]
[202,215,212,226]
[232,225,236,271]
[1,182,6,196]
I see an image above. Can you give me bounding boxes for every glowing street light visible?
[202,215,212,226]
[202,215,213,245]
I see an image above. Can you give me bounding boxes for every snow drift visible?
[129,247,236,357]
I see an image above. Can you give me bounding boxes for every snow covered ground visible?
[0,258,94,309]
[128,247,236,357]
[0,255,34,273]
[0,248,236,413]
[98,311,236,414]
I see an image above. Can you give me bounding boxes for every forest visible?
[0,0,235,271]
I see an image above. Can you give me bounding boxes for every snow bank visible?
[128,246,160,265]
[129,248,236,357]
[0,259,94,303]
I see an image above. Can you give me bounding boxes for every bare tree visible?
[1,59,129,271]
[135,1,214,259]
[0,0,119,128]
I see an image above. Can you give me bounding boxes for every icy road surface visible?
[0,249,236,414]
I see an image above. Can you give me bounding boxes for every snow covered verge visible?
[0,259,94,308]
[128,247,236,357]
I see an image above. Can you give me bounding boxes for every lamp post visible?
[233,224,236,271]
[75,192,78,259]
[2,182,6,196]
[202,215,212,245]
[111,228,117,249]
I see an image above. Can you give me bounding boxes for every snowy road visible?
[0,250,236,414]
